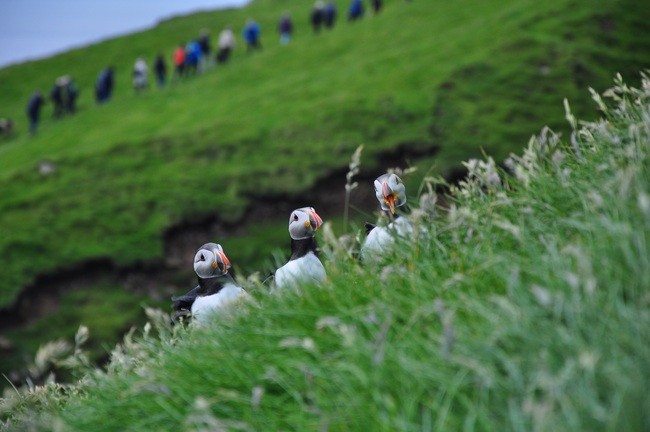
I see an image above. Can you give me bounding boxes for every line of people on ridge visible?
[21,0,397,135]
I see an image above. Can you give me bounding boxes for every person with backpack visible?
[50,81,64,118]
[57,75,78,114]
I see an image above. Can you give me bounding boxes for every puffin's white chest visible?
[362,226,394,260]
[191,284,246,324]
[275,252,326,289]
[361,217,414,263]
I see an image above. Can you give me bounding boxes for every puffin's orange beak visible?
[309,209,323,231]
[212,249,231,272]
[381,181,396,214]
[384,194,396,214]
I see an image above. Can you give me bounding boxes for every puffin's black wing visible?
[171,285,201,309]
[365,222,377,236]
[171,285,201,323]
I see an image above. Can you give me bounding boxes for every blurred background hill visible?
[0,0,648,386]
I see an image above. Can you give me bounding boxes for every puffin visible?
[171,242,247,325]
[273,207,327,289]
[361,173,411,263]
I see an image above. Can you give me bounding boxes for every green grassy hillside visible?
[0,0,648,388]
[1,0,647,304]
[3,73,649,432]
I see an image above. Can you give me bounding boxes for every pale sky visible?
[0,0,250,68]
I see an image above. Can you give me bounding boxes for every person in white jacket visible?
[216,26,236,64]
[133,57,149,92]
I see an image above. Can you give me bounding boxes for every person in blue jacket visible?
[95,67,114,104]
[348,0,364,21]
[243,19,262,52]
[185,40,202,75]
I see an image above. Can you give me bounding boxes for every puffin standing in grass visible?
[172,242,246,324]
[361,173,411,263]
[273,207,326,289]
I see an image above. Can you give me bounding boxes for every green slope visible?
[0,0,648,360]
[4,73,650,432]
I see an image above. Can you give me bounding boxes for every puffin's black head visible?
[288,207,323,240]
[193,242,231,278]
[374,173,407,214]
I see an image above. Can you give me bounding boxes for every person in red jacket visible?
[173,43,186,80]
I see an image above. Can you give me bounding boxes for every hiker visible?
[324,0,337,29]
[185,40,202,75]
[133,57,149,92]
[243,19,262,53]
[217,27,236,64]
[26,91,45,135]
[371,0,383,13]
[198,29,212,71]
[278,12,294,45]
[348,0,364,21]
[311,1,325,33]
[95,67,114,104]
[50,81,64,118]
[67,79,78,114]
[173,43,186,80]
[57,75,78,114]
[191,39,204,74]
[154,54,167,87]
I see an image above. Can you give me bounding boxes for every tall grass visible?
[2,73,650,431]
[2,0,650,378]
[343,144,363,234]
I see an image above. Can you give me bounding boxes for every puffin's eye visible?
[200,254,205,261]
[293,214,299,221]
